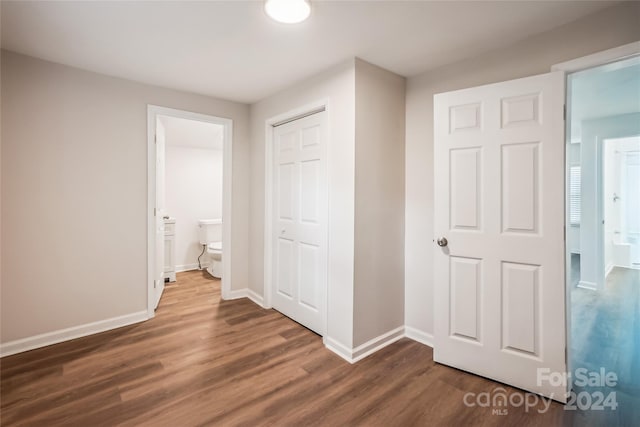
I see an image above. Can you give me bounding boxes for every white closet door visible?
[272,112,327,335]
[434,71,567,401]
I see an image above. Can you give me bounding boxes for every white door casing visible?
[271,111,328,335]
[434,71,567,401]
[154,119,166,309]
[552,42,640,396]
[147,105,233,318]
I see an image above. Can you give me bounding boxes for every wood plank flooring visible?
[2,270,583,426]
[570,265,640,426]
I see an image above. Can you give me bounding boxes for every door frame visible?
[586,116,640,290]
[551,41,640,75]
[552,40,640,392]
[263,98,329,335]
[147,105,233,318]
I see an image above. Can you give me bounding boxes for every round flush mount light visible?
[265,0,311,24]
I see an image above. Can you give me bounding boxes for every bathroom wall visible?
[165,145,223,271]
[1,50,250,347]
[163,116,224,271]
[404,1,640,338]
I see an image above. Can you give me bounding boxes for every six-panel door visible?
[434,72,567,401]
[272,112,327,335]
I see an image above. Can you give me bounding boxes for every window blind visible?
[569,166,581,225]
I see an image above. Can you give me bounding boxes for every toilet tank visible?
[198,219,222,244]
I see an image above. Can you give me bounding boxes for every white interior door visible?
[434,71,567,401]
[272,111,327,335]
[154,119,166,309]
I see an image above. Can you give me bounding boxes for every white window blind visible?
[569,166,581,225]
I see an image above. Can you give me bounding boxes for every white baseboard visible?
[324,326,405,363]
[225,288,248,300]
[605,263,614,278]
[0,310,148,358]
[247,289,265,307]
[404,326,433,348]
[222,288,267,309]
[352,326,405,362]
[577,280,597,290]
[175,263,208,273]
[324,336,354,362]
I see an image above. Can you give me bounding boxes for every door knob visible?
[436,237,448,247]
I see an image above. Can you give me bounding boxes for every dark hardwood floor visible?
[570,265,640,426]
[2,271,586,426]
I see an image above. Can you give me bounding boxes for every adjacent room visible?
[1,1,639,425]
[566,55,640,424]
[159,114,226,303]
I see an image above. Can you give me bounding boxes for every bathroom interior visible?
[159,114,225,290]
[567,55,640,416]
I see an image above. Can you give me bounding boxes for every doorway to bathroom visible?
[563,51,640,423]
[147,106,233,317]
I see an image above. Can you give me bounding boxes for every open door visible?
[154,118,166,309]
[434,71,567,401]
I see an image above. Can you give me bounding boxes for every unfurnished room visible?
[1,1,639,426]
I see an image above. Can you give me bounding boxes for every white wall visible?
[1,50,250,345]
[250,58,406,352]
[603,141,620,272]
[165,146,223,270]
[404,2,640,337]
[579,113,640,289]
[353,59,405,347]
[600,137,640,269]
[250,60,356,348]
[2,1,638,353]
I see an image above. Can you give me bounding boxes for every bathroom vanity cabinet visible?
[164,218,176,282]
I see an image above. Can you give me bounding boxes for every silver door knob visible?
[436,237,448,247]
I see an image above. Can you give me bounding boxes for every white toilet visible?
[198,219,223,278]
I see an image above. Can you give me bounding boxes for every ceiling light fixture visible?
[265,0,311,24]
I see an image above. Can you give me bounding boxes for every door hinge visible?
[154,208,157,217]
[154,280,157,289]
[154,134,157,144]
[563,105,566,121]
